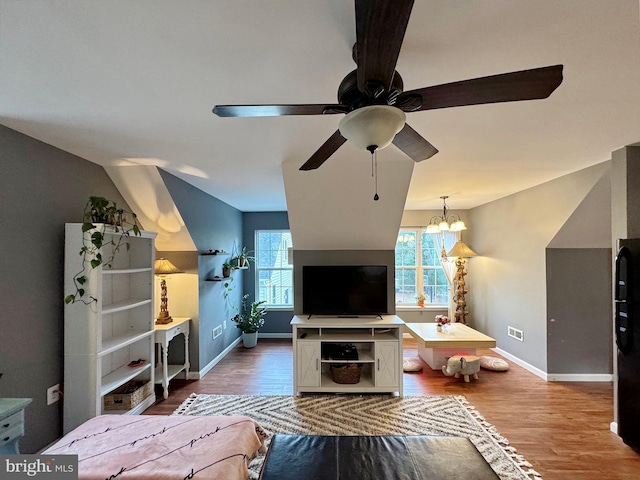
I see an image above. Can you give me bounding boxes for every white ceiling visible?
[1,0,639,211]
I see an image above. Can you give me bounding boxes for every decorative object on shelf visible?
[435,315,450,331]
[65,196,141,305]
[231,294,267,348]
[201,249,225,255]
[446,241,478,325]
[233,247,255,268]
[416,293,426,308]
[154,258,181,325]
[330,363,362,384]
[222,262,237,278]
[425,196,467,233]
[103,380,153,411]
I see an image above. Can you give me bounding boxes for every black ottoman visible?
[259,434,500,480]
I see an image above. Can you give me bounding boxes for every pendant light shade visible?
[339,105,406,151]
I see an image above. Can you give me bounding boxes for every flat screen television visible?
[302,265,388,316]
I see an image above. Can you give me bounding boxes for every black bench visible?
[259,434,500,480]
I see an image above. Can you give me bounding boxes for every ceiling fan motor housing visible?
[338,69,404,111]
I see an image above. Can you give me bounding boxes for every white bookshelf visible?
[63,223,157,434]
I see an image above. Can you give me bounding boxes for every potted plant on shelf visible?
[233,247,255,268]
[231,294,267,348]
[222,262,237,278]
[65,196,141,305]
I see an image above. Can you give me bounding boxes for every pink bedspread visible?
[43,415,268,480]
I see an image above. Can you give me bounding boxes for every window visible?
[395,228,448,305]
[255,230,293,307]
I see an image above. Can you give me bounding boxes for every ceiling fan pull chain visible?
[371,151,374,177]
[373,150,379,201]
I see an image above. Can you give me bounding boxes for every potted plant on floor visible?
[231,294,267,348]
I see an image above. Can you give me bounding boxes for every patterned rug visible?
[174,394,541,480]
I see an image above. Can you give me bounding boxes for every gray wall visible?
[468,162,611,371]
[546,248,613,374]
[292,250,396,316]
[242,212,292,334]
[158,170,244,370]
[0,124,131,453]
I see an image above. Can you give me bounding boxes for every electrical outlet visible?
[47,384,60,405]
[213,326,222,339]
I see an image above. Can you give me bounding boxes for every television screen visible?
[302,265,388,316]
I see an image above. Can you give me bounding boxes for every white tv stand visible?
[291,315,404,396]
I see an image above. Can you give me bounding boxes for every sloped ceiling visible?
[104,164,196,251]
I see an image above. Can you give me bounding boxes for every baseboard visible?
[546,373,613,382]
[492,347,548,380]
[492,347,613,382]
[188,337,242,380]
[259,333,293,339]
[610,421,619,435]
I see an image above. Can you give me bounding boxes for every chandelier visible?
[425,196,467,233]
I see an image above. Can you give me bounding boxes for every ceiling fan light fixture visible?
[338,105,406,151]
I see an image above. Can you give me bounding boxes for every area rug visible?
[174,394,541,480]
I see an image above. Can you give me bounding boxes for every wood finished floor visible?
[145,338,640,480]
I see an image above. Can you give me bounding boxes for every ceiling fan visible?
[213,0,563,172]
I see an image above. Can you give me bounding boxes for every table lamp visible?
[154,258,181,325]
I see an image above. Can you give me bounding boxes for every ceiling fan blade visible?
[398,65,564,111]
[213,104,347,117]
[355,0,414,96]
[392,124,438,162]
[299,130,347,171]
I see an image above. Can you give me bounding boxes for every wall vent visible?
[213,326,223,339]
[508,326,524,342]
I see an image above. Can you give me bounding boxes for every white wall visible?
[468,161,611,371]
[283,155,413,250]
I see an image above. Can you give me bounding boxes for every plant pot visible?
[242,332,258,348]
[222,266,231,278]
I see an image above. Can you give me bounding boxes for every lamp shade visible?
[446,241,478,258]
[338,105,406,151]
[154,258,181,275]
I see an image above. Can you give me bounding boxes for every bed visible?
[43,415,268,480]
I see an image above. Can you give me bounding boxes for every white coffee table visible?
[404,323,496,370]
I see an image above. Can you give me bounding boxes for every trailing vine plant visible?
[64,196,141,305]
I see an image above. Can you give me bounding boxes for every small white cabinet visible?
[63,223,157,434]
[291,315,403,395]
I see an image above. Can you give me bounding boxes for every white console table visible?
[154,317,191,399]
[291,315,404,396]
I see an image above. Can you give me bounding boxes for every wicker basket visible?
[330,364,362,384]
[104,380,152,411]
